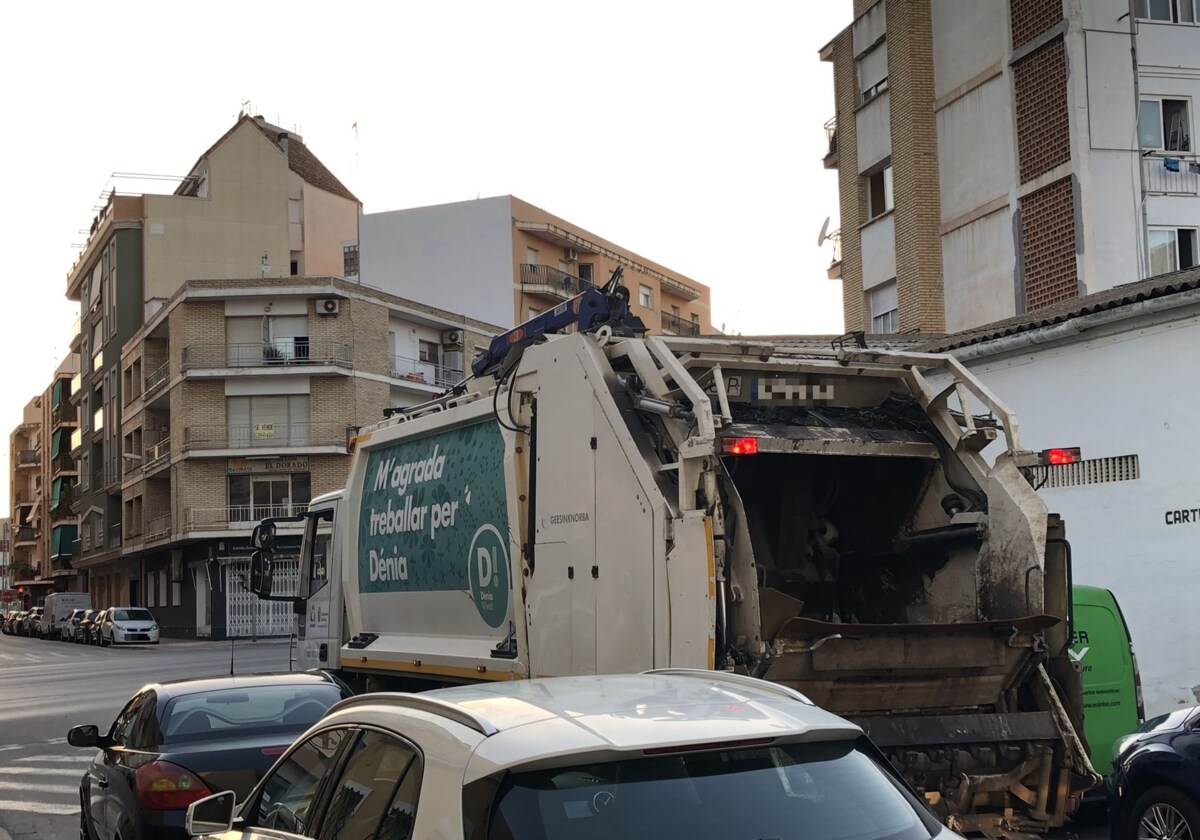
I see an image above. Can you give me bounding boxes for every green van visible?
[1071,585,1144,780]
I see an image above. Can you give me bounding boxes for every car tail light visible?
[1132,652,1145,723]
[134,760,213,810]
[261,745,289,756]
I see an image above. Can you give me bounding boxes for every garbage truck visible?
[249,276,1097,835]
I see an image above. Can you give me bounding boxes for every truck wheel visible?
[1130,786,1200,840]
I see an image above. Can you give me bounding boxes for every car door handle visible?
[96,777,108,788]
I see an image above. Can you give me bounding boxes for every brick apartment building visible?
[107,276,495,638]
[821,0,1200,334]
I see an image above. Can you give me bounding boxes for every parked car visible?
[0,610,18,634]
[24,607,44,637]
[44,592,92,639]
[100,606,160,646]
[182,671,953,840]
[63,608,90,643]
[70,671,352,840]
[77,609,102,645]
[10,610,29,636]
[1108,705,1200,840]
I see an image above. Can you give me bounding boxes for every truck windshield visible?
[466,739,938,840]
[302,509,333,595]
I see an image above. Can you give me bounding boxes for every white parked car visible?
[99,607,160,645]
[185,670,957,840]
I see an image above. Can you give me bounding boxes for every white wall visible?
[360,197,515,328]
[931,0,1007,100]
[856,92,892,173]
[942,211,1017,330]
[937,78,1014,223]
[861,213,897,290]
[945,308,1200,715]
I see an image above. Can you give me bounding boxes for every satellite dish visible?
[817,216,832,247]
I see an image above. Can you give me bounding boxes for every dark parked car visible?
[63,608,90,643]
[70,671,352,840]
[83,609,107,645]
[1109,705,1200,840]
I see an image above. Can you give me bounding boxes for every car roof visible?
[142,671,346,702]
[326,671,862,780]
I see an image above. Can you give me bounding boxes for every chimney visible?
[277,132,289,154]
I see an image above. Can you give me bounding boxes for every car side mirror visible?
[68,724,100,748]
[186,790,236,836]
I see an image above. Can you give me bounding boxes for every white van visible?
[42,592,91,639]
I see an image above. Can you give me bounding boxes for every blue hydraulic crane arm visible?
[471,268,646,377]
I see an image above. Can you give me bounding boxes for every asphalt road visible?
[0,632,294,840]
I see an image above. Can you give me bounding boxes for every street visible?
[0,633,294,840]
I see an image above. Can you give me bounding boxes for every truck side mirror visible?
[252,521,277,553]
[250,551,273,597]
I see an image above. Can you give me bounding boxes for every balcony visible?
[14,527,36,547]
[14,490,35,507]
[182,422,348,452]
[660,311,701,336]
[1142,152,1199,195]
[70,315,82,352]
[144,362,169,397]
[145,514,172,542]
[182,340,353,372]
[17,450,40,469]
[658,276,702,302]
[519,264,594,301]
[53,453,77,474]
[390,355,463,389]
[824,116,839,169]
[52,401,77,427]
[90,464,121,490]
[143,433,172,474]
[185,503,310,532]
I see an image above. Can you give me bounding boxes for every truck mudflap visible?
[758,614,1099,835]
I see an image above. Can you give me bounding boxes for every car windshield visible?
[467,739,938,840]
[160,685,344,743]
[114,609,153,622]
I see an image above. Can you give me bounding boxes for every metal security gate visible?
[224,556,299,638]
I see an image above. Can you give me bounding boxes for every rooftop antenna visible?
[352,121,359,170]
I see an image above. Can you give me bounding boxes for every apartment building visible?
[9,398,42,597]
[0,519,10,595]
[821,0,1200,334]
[358,195,712,336]
[65,113,360,603]
[112,276,496,638]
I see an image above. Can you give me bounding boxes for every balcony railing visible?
[660,311,702,336]
[145,514,172,542]
[145,362,170,396]
[91,464,120,490]
[1142,152,1199,195]
[182,422,348,451]
[109,523,122,549]
[182,341,353,371]
[17,450,40,468]
[519,264,594,300]
[53,453,77,474]
[824,116,839,168]
[186,503,310,530]
[144,434,171,468]
[52,402,77,426]
[14,490,35,506]
[14,527,36,545]
[390,355,463,388]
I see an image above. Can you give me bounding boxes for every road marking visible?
[0,798,78,815]
[15,756,88,763]
[0,780,78,793]
[0,767,82,776]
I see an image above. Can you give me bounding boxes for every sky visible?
[0,0,849,509]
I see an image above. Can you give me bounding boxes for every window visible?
[1136,0,1196,21]
[527,308,541,321]
[227,394,310,447]
[252,728,351,833]
[303,508,334,596]
[1148,227,1198,275]
[869,281,899,334]
[342,244,359,277]
[315,731,420,840]
[578,263,594,284]
[290,259,299,276]
[1140,98,1192,151]
[418,340,439,365]
[691,313,700,327]
[526,246,539,265]
[229,472,311,521]
[866,165,894,221]
[161,684,344,744]
[639,285,653,308]
[858,42,889,102]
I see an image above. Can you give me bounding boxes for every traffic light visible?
[17,587,24,595]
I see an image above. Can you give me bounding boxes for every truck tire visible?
[1128,786,1200,840]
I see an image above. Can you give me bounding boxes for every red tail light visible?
[1040,447,1081,465]
[134,760,213,810]
[721,437,759,456]
[1132,652,1145,723]
[261,745,289,756]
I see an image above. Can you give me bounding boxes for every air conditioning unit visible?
[317,298,340,315]
[442,329,464,346]
[564,247,578,262]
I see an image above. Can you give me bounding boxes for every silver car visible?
[185,670,958,840]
